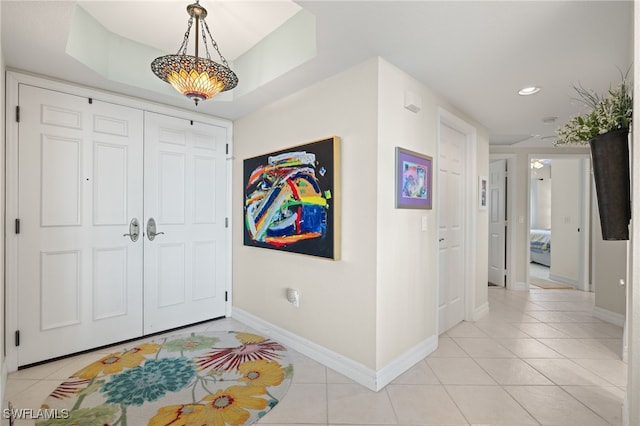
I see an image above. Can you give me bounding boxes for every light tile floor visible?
[3,286,626,425]
[530,262,551,281]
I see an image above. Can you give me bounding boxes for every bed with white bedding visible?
[530,228,551,267]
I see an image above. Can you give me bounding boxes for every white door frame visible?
[525,154,591,291]
[488,154,518,289]
[436,107,479,331]
[487,159,507,287]
[3,71,233,372]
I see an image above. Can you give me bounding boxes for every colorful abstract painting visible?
[395,147,433,209]
[243,137,340,259]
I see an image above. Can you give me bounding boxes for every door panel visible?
[40,250,81,330]
[93,247,129,320]
[488,159,507,286]
[41,135,82,226]
[17,85,144,365]
[93,143,128,224]
[158,151,186,224]
[143,112,227,333]
[438,124,466,334]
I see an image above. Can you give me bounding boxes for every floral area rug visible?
[37,331,293,426]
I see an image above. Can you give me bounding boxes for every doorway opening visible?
[527,156,591,291]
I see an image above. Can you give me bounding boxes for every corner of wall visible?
[232,58,380,370]
[233,56,491,388]
[374,61,490,369]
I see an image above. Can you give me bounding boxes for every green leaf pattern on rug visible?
[101,357,196,406]
[163,333,220,354]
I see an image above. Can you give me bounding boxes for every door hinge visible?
[226,143,229,155]
[15,218,20,234]
[225,291,228,302]
[88,97,93,104]
[15,105,20,123]
[15,330,20,347]
[225,217,229,228]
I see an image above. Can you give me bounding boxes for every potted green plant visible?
[555,70,632,240]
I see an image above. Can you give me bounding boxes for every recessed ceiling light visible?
[518,86,542,96]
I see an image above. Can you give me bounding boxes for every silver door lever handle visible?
[146,217,164,241]
[123,218,140,242]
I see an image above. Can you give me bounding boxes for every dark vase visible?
[589,127,631,240]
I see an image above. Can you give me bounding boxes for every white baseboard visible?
[510,281,527,291]
[376,334,438,390]
[473,302,490,321]
[592,306,625,327]
[1,360,6,409]
[548,273,577,287]
[232,307,437,391]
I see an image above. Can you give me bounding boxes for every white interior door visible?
[549,158,585,286]
[143,112,227,334]
[17,85,144,365]
[488,159,507,286]
[438,124,466,334]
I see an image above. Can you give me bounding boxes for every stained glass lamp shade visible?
[151,1,238,105]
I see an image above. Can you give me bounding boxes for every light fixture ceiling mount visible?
[151,1,238,105]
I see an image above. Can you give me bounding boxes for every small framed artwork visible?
[478,176,488,210]
[395,147,433,209]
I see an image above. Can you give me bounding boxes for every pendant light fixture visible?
[151,1,238,105]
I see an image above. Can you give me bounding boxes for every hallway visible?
[3,286,625,425]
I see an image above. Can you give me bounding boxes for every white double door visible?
[16,85,227,365]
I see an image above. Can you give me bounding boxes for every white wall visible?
[592,195,627,317]
[627,4,640,419]
[375,59,489,367]
[530,164,551,230]
[233,57,489,380]
[476,135,490,310]
[376,61,436,368]
[0,0,6,402]
[233,58,380,369]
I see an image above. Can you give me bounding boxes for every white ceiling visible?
[77,1,302,61]
[1,1,633,146]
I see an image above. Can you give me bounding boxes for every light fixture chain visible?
[202,19,230,68]
[200,17,212,60]
[177,15,195,55]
